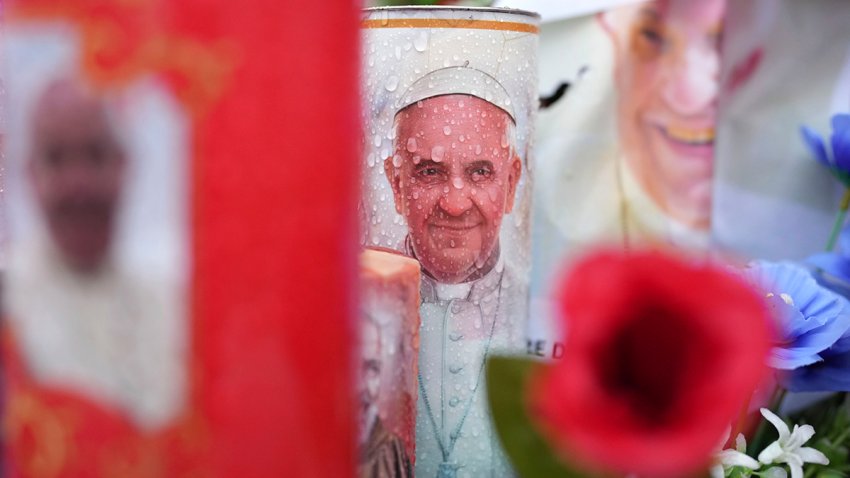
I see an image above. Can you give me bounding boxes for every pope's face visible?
[386,95,521,284]
[605,0,724,229]
[28,78,126,273]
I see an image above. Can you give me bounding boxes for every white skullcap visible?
[395,66,516,122]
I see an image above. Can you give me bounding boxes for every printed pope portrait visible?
[600,0,725,233]
[382,66,524,478]
[3,26,189,432]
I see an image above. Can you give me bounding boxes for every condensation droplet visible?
[414,31,429,52]
[432,145,445,162]
[488,188,499,202]
[392,154,403,168]
[407,137,418,153]
[443,125,452,136]
[385,76,399,92]
[452,177,464,189]
[373,134,381,147]
[475,144,482,155]
[501,133,509,148]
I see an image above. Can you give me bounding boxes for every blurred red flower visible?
[530,250,772,477]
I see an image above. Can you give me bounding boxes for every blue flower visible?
[741,261,850,391]
[808,221,850,296]
[801,114,850,186]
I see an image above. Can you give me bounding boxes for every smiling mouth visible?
[430,222,480,231]
[659,125,715,146]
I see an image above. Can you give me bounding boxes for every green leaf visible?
[486,356,586,478]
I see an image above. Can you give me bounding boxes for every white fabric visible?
[5,240,187,430]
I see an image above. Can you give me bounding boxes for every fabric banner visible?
[2,1,360,476]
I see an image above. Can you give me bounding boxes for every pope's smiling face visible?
[386,94,521,284]
[604,0,724,229]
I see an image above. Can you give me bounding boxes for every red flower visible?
[530,250,772,477]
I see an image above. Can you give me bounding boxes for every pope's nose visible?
[438,180,473,216]
[662,44,719,116]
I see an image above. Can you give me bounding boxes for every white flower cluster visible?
[711,409,829,478]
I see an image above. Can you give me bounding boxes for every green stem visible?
[826,188,850,252]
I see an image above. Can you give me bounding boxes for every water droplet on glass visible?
[443,125,452,136]
[414,31,429,52]
[394,45,402,60]
[385,75,399,92]
[488,188,499,202]
[392,154,403,168]
[407,137,418,153]
[373,134,381,147]
[475,144,482,155]
[432,145,445,162]
[501,133,509,148]
[452,177,464,189]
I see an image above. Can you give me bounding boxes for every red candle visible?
[3,1,360,476]
[191,1,360,476]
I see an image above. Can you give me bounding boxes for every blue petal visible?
[766,296,818,339]
[831,113,850,132]
[781,350,850,392]
[770,347,822,370]
[825,333,850,355]
[808,253,850,285]
[831,123,850,172]
[801,126,830,168]
[840,222,850,254]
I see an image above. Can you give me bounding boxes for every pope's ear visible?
[504,154,522,214]
[384,155,405,215]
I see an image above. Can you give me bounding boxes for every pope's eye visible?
[469,166,493,181]
[415,165,446,182]
[640,28,663,46]
[631,13,667,61]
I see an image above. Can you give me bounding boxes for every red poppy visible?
[530,250,772,477]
